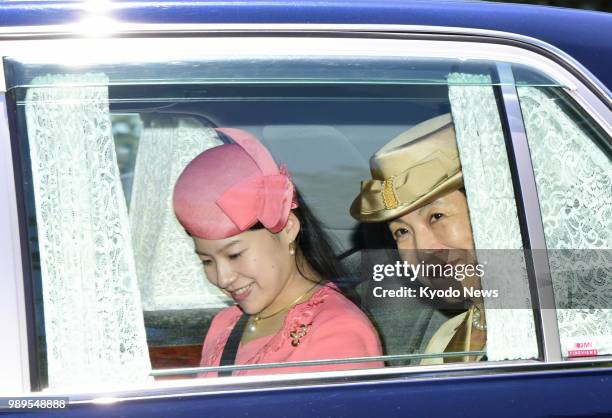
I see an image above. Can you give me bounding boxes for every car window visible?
[4,38,592,391]
[517,86,612,358]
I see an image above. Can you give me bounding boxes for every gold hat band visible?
[357,149,460,215]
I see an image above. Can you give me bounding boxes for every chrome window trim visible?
[0,28,609,134]
[150,351,488,377]
[0,35,575,91]
[0,93,30,392]
[0,26,610,395]
[0,23,609,103]
[496,63,562,362]
[35,357,612,404]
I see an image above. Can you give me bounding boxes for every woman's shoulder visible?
[421,310,469,363]
[292,282,373,328]
[209,304,243,332]
[240,282,383,366]
[200,304,242,368]
[282,282,382,356]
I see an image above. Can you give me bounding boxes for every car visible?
[0,1,610,417]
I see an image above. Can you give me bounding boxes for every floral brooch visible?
[290,324,312,347]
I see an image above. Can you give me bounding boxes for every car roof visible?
[0,0,610,91]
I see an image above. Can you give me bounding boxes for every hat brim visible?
[350,171,463,223]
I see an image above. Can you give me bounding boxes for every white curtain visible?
[25,74,152,389]
[129,117,231,311]
[448,73,539,361]
[517,86,612,357]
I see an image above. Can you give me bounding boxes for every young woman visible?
[173,128,383,377]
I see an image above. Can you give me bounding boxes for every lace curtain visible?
[448,73,539,361]
[25,74,152,389]
[517,86,612,357]
[129,117,231,311]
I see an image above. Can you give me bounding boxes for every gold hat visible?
[350,113,463,222]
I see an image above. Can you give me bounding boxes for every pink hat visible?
[173,128,298,239]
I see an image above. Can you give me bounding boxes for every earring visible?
[289,242,296,256]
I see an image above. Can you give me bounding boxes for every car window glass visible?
[6,50,564,390]
[517,85,612,358]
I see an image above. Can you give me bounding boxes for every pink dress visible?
[199,284,383,376]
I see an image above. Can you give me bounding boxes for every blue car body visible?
[1,0,611,90]
[0,1,610,417]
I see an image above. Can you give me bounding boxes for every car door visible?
[0,26,610,418]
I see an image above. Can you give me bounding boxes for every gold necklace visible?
[247,281,320,333]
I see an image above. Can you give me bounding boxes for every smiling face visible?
[193,214,303,315]
[388,189,477,281]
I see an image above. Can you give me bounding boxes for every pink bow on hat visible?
[215,128,298,233]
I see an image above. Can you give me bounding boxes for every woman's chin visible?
[238,305,256,315]
[236,300,263,315]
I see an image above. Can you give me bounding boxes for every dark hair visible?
[250,188,346,283]
[292,189,347,283]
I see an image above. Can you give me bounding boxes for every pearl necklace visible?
[471,306,487,331]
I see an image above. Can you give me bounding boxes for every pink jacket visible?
[199,284,383,376]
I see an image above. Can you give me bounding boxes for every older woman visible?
[351,113,486,364]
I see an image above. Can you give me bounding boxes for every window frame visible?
[0,25,610,400]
